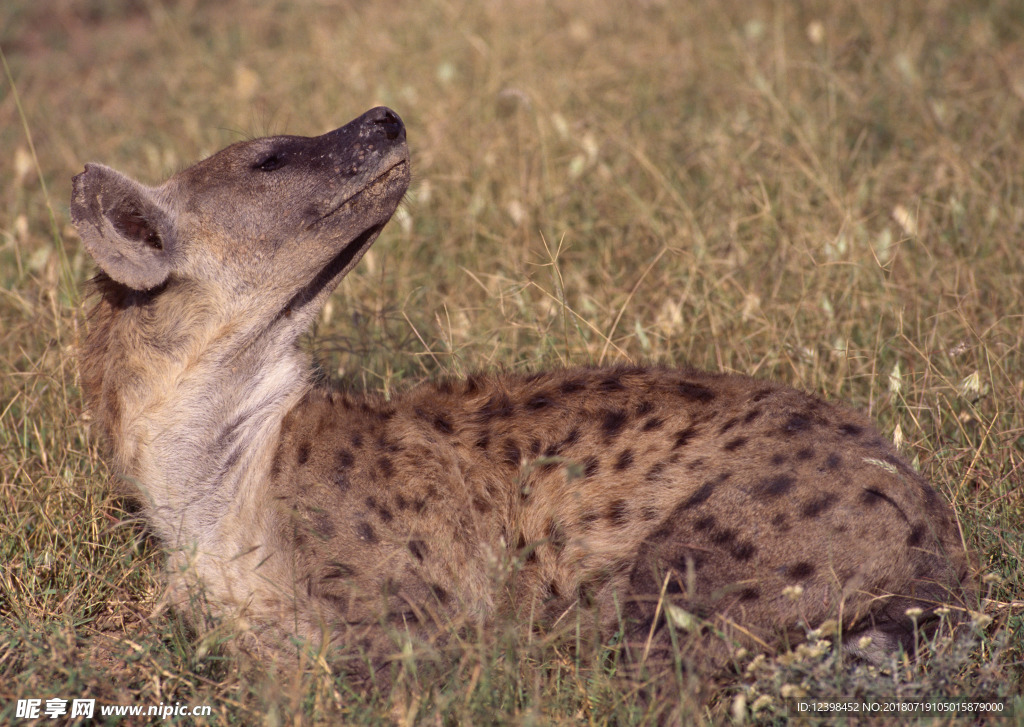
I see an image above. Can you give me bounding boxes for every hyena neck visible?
[81,275,308,550]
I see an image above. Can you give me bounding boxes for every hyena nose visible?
[370,107,406,142]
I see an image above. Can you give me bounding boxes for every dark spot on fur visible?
[559,378,587,394]
[770,453,787,466]
[433,415,454,435]
[297,442,311,466]
[351,432,363,448]
[503,440,521,467]
[527,393,555,410]
[757,474,794,498]
[395,494,409,510]
[270,448,284,478]
[436,378,454,395]
[408,539,428,562]
[682,471,729,509]
[724,436,747,451]
[771,513,789,531]
[672,425,699,449]
[332,471,350,492]
[860,489,883,506]
[789,561,816,580]
[635,400,654,416]
[718,416,740,434]
[677,381,715,402]
[801,493,837,519]
[796,447,814,460]
[645,461,668,482]
[323,562,357,579]
[694,514,716,531]
[529,438,542,456]
[683,481,716,509]
[478,394,516,421]
[606,499,629,527]
[784,414,811,433]
[824,452,842,470]
[598,375,625,392]
[430,584,450,604]
[546,520,566,551]
[642,417,664,431]
[475,436,490,450]
[561,428,581,448]
[906,524,926,547]
[356,521,377,544]
[377,456,395,479]
[711,527,736,545]
[743,408,762,424]
[686,457,707,471]
[919,481,940,506]
[366,496,394,523]
[337,449,354,468]
[313,513,335,539]
[731,541,756,561]
[601,409,629,439]
[583,456,600,478]
[614,449,634,471]
[739,587,760,602]
[472,496,492,514]
[839,423,863,437]
[641,506,659,521]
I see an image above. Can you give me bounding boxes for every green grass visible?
[2,0,1023,723]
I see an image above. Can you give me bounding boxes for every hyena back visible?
[73,107,974,675]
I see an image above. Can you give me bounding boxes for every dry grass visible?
[2,0,1023,723]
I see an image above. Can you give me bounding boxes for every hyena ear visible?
[71,163,178,290]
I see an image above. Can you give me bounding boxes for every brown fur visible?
[73,107,974,679]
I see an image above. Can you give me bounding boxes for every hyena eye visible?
[255,154,286,172]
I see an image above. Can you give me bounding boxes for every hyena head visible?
[72,108,409,548]
[71,107,409,333]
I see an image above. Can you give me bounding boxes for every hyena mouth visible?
[312,158,410,227]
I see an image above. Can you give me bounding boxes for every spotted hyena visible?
[72,107,974,679]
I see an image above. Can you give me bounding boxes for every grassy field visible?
[2,0,1022,723]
